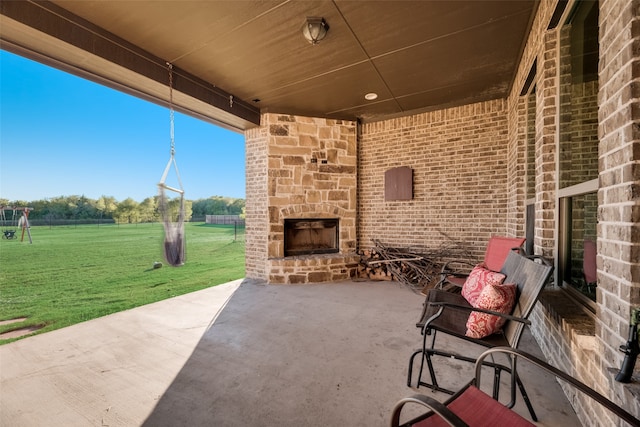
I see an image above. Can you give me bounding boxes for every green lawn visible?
[0,222,245,343]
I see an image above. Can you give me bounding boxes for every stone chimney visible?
[245,113,358,283]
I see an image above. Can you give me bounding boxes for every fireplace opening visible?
[284,218,339,256]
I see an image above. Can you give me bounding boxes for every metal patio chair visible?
[394,347,640,427]
[436,236,526,291]
[407,251,553,421]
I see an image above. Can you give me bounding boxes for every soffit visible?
[0,1,537,130]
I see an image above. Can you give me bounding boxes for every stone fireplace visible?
[245,113,358,284]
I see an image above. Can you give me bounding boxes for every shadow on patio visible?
[0,279,580,426]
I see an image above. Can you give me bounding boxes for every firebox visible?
[284,218,339,256]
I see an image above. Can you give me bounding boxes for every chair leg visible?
[407,349,421,387]
[515,374,538,422]
[492,365,501,399]
[408,328,434,387]
[407,326,432,387]
[490,359,539,422]
[408,330,454,394]
[409,347,457,395]
[407,348,445,392]
[408,350,456,394]
[409,335,539,423]
[422,349,447,392]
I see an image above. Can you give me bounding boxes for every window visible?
[559,192,598,306]
[558,0,599,306]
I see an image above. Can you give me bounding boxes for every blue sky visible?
[0,50,246,203]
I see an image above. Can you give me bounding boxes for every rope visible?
[168,62,175,157]
[158,62,186,266]
[159,62,183,194]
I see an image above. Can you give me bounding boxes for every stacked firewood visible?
[357,239,472,292]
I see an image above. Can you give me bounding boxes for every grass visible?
[0,222,245,343]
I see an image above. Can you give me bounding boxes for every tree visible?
[48,196,71,219]
[113,198,140,223]
[228,198,245,215]
[159,196,192,222]
[68,195,98,219]
[95,196,118,219]
[192,196,245,216]
[138,197,158,223]
[1,195,238,223]
[183,199,193,222]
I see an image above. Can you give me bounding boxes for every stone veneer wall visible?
[358,100,510,262]
[245,113,358,284]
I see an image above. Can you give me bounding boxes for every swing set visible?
[158,63,186,266]
[0,207,33,243]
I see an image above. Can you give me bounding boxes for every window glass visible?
[564,192,598,301]
[558,0,599,189]
[558,0,599,304]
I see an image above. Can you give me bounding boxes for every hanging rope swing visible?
[158,62,186,266]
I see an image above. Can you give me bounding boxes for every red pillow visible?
[461,264,506,306]
[465,282,517,339]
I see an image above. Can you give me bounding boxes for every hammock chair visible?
[158,63,186,266]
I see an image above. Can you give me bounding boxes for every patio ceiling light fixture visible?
[365,92,378,101]
[302,17,329,45]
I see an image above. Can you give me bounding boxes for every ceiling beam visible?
[0,0,260,131]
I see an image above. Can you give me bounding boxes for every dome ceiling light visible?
[302,17,329,45]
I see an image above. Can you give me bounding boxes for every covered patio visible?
[0,279,579,426]
[2,0,640,424]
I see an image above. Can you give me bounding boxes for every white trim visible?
[557,179,598,198]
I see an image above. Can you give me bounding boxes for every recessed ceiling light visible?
[365,92,378,101]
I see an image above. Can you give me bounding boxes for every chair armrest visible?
[435,261,475,289]
[422,302,531,331]
[475,348,640,427]
[390,394,468,427]
[440,260,475,276]
[524,254,552,266]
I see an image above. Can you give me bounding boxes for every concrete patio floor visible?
[0,278,581,426]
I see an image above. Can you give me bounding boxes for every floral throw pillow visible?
[465,282,517,339]
[461,264,506,306]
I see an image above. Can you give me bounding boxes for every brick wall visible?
[516,0,640,423]
[243,0,640,421]
[535,29,558,259]
[245,123,269,280]
[506,90,527,239]
[598,0,640,391]
[358,100,510,262]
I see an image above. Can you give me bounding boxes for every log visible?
[366,257,424,265]
[356,239,474,292]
